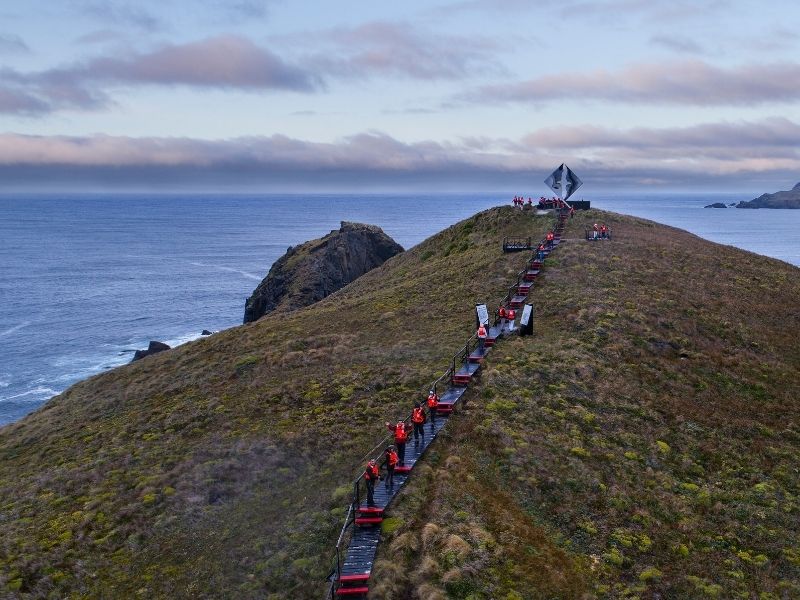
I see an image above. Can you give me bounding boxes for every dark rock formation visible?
[704,202,727,208]
[132,341,171,362]
[243,222,404,323]
[737,182,800,208]
[201,330,213,336]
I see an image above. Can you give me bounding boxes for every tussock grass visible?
[379,210,800,598]
[0,206,549,598]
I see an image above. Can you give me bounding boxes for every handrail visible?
[327,207,572,594]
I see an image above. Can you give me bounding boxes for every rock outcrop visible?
[704,202,727,208]
[132,340,171,362]
[737,182,800,208]
[243,222,403,323]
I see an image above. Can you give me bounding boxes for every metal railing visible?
[325,208,571,597]
[502,236,532,252]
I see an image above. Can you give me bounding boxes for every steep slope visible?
[243,221,404,323]
[375,211,800,599]
[0,207,549,599]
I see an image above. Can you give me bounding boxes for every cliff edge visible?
[737,181,800,208]
[243,221,403,323]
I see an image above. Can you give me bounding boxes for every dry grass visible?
[377,210,800,599]
[0,206,550,598]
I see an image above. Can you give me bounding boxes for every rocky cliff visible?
[737,181,800,208]
[243,221,403,323]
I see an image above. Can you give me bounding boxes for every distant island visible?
[737,182,800,208]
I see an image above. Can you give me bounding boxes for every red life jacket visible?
[498,306,506,318]
[427,393,438,408]
[387,451,398,467]
[412,407,425,424]
[365,463,379,480]
[394,423,408,442]
[508,309,516,320]
[547,232,554,241]
[477,325,487,338]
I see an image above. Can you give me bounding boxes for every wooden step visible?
[339,574,370,584]
[357,507,384,515]
[336,587,369,596]
[355,517,383,526]
[395,465,412,474]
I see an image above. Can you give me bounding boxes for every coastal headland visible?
[0,207,798,598]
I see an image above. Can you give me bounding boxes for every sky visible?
[1,0,799,192]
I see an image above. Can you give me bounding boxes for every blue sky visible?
[1,0,799,191]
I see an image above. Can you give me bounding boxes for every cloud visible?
[77,1,162,31]
[0,33,29,54]
[300,21,504,81]
[461,60,800,106]
[650,34,705,55]
[0,120,797,190]
[0,35,321,115]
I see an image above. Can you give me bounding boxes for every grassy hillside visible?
[0,206,550,599]
[372,211,800,599]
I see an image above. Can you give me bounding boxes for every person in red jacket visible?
[427,390,439,428]
[364,459,379,506]
[546,230,555,248]
[477,322,488,352]
[384,446,398,489]
[386,419,411,465]
[411,402,426,441]
[498,305,507,330]
[507,308,516,332]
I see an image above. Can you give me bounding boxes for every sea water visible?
[1,193,798,426]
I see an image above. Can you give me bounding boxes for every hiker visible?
[411,402,426,441]
[507,308,516,332]
[477,322,488,352]
[601,224,609,239]
[386,419,411,465]
[537,243,546,261]
[570,206,575,218]
[546,230,555,247]
[498,305,507,330]
[427,390,439,429]
[592,223,599,240]
[384,446,398,488]
[364,459,379,506]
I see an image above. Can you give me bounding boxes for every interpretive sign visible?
[476,303,489,327]
[519,303,534,336]
[544,163,583,202]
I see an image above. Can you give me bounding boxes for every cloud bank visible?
[464,60,800,106]
[1,119,797,191]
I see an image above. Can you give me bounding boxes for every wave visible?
[0,385,60,404]
[0,321,31,338]
[188,261,263,281]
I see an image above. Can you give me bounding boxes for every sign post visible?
[475,303,489,328]
[519,303,534,336]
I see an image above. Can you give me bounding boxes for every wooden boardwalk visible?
[329,210,570,598]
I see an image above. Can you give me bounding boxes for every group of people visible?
[362,391,442,506]
[590,223,611,239]
[511,196,533,208]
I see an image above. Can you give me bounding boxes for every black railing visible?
[502,236,533,252]
[326,207,571,597]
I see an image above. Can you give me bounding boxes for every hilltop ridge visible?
[0,207,798,598]
[737,182,800,208]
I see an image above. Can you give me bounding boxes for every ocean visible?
[1,193,798,426]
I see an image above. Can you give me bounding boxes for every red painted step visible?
[339,574,370,583]
[395,465,412,474]
[484,336,496,347]
[357,507,384,515]
[355,517,383,526]
[336,587,369,596]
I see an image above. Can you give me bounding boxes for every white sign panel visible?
[476,304,489,326]
[520,304,533,327]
